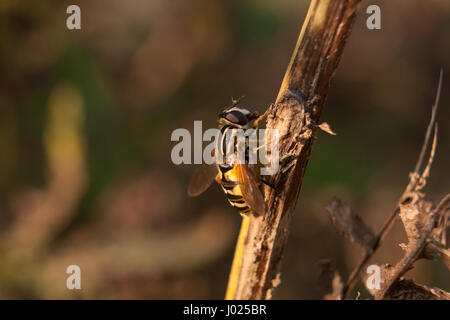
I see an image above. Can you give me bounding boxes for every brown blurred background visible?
[0,0,449,299]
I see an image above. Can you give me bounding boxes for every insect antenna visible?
[229,95,245,108]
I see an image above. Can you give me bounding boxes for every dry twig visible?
[376,193,450,299]
[340,70,445,299]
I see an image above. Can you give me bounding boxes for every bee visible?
[187,98,266,216]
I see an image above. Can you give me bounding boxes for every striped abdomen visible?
[217,165,251,215]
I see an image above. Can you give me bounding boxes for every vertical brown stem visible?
[226,0,362,300]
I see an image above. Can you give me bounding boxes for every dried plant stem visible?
[341,69,443,299]
[225,0,362,300]
[376,193,450,299]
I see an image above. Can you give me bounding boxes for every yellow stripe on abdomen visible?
[219,167,251,215]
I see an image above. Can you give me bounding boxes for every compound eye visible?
[225,111,247,125]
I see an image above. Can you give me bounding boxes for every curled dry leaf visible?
[376,193,450,299]
[327,198,376,252]
[399,200,431,242]
[385,279,450,300]
[317,122,336,135]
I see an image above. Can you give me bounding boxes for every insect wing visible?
[187,163,218,197]
[235,164,265,216]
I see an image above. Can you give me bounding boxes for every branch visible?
[376,193,450,299]
[341,69,444,299]
[225,0,362,300]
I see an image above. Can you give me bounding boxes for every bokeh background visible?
[0,0,449,299]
